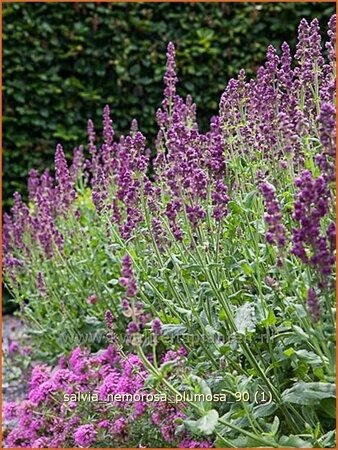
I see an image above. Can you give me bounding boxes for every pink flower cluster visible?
[3,345,213,448]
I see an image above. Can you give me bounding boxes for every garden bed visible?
[2,13,336,449]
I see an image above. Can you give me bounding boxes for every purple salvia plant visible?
[101,105,115,173]
[306,288,321,322]
[119,254,138,298]
[292,170,335,280]
[27,169,40,202]
[70,146,84,183]
[151,317,163,336]
[315,102,336,183]
[212,180,230,222]
[36,272,47,297]
[162,42,179,115]
[54,144,76,209]
[260,180,287,249]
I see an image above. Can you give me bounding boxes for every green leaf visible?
[229,201,243,214]
[279,435,313,448]
[261,309,276,327]
[214,435,236,448]
[283,347,295,357]
[195,409,219,435]
[318,398,336,419]
[234,303,256,335]
[313,367,325,381]
[253,402,277,418]
[282,382,336,405]
[161,324,187,337]
[84,316,102,326]
[189,375,213,411]
[244,190,257,209]
[158,360,175,375]
[240,262,253,276]
[175,307,193,320]
[294,349,325,367]
[292,325,309,341]
[317,430,336,447]
[270,416,280,436]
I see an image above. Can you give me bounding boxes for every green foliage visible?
[3,2,334,208]
[185,409,219,435]
[281,382,336,406]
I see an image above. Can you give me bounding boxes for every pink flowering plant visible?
[3,343,212,448]
[3,16,336,448]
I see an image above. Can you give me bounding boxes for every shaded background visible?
[3,2,335,209]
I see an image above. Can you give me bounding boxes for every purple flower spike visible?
[212,180,229,221]
[28,169,40,201]
[309,18,324,65]
[306,288,321,322]
[326,14,336,67]
[127,321,140,336]
[318,102,336,155]
[260,180,287,249]
[70,146,84,182]
[186,205,206,228]
[36,272,47,297]
[163,42,178,108]
[295,18,311,77]
[151,318,163,336]
[105,310,114,329]
[121,298,130,310]
[292,170,334,279]
[278,42,293,89]
[119,254,138,297]
[87,118,97,155]
[327,221,336,252]
[55,144,76,209]
[315,102,336,183]
[102,105,114,147]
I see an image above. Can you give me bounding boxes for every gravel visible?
[2,315,30,403]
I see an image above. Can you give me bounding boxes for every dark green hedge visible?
[3,2,335,208]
